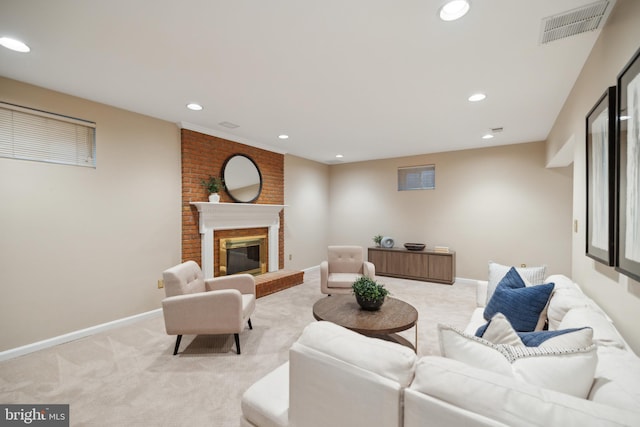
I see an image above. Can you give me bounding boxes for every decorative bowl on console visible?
[404,243,426,251]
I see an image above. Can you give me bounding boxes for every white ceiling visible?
[0,0,609,164]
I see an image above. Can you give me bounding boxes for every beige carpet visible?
[0,269,476,426]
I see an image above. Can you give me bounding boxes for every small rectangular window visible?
[0,102,96,168]
[398,164,435,191]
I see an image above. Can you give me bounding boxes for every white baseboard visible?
[0,309,162,362]
[303,265,320,274]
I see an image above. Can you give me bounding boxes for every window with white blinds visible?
[0,102,96,168]
[398,164,435,191]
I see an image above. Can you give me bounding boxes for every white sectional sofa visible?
[241,273,640,427]
[241,320,418,427]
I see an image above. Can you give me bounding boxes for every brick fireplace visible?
[191,201,285,279]
[180,127,303,296]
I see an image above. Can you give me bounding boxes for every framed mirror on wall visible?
[616,46,640,281]
[585,86,616,266]
[222,154,262,203]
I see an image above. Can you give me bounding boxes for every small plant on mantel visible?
[373,235,383,247]
[352,276,389,310]
[201,175,224,194]
[201,175,224,202]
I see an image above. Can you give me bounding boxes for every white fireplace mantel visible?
[191,202,286,278]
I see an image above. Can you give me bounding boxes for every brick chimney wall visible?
[181,129,285,274]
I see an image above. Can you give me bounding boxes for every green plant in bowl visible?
[352,276,389,310]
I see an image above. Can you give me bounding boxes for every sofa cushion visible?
[295,321,417,386]
[410,356,640,427]
[546,287,590,330]
[438,324,598,398]
[327,273,361,289]
[487,262,546,301]
[463,307,487,336]
[559,307,626,349]
[478,312,593,348]
[590,346,640,414]
[483,267,554,331]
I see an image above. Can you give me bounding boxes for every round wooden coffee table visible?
[312,295,419,350]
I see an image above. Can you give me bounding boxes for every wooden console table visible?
[368,247,456,285]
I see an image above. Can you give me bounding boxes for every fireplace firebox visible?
[220,235,267,276]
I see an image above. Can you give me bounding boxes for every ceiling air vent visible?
[219,121,239,129]
[539,0,615,45]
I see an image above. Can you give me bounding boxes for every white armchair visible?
[161,260,256,355]
[320,246,375,295]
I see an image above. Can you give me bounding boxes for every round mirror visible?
[222,154,262,203]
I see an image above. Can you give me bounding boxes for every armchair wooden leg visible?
[234,333,241,355]
[248,318,253,330]
[173,335,182,355]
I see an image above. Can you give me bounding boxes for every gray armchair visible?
[161,260,256,355]
[320,246,375,295]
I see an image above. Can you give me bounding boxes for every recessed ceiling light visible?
[336,154,344,158]
[482,134,494,140]
[186,103,203,111]
[439,0,470,21]
[278,134,289,140]
[468,93,486,102]
[0,37,30,53]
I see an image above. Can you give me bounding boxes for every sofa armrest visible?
[320,261,328,280]
[363,261,376,278]
[241,362,289,427]
[320,261,329,293]
[162,289,243,334]
[206,274,256,295]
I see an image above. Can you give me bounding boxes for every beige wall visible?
[0,77,182,351]
[284,155,330,270]
[546,0,640,354]
[327,142,573,280]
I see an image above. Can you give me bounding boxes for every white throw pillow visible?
[481,313,594,348]
[481,313,523,346]
[559,307,626,349]
[487,262,546,302]
[438,324,598,398]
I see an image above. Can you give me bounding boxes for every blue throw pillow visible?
[518,328,590,346]
[483,267,555,332]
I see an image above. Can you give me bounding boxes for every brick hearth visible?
[255,270,304,298]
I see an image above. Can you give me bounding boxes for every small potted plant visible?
[373,235,383,247]
[201,175,224,203]
[352,276,389,311]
